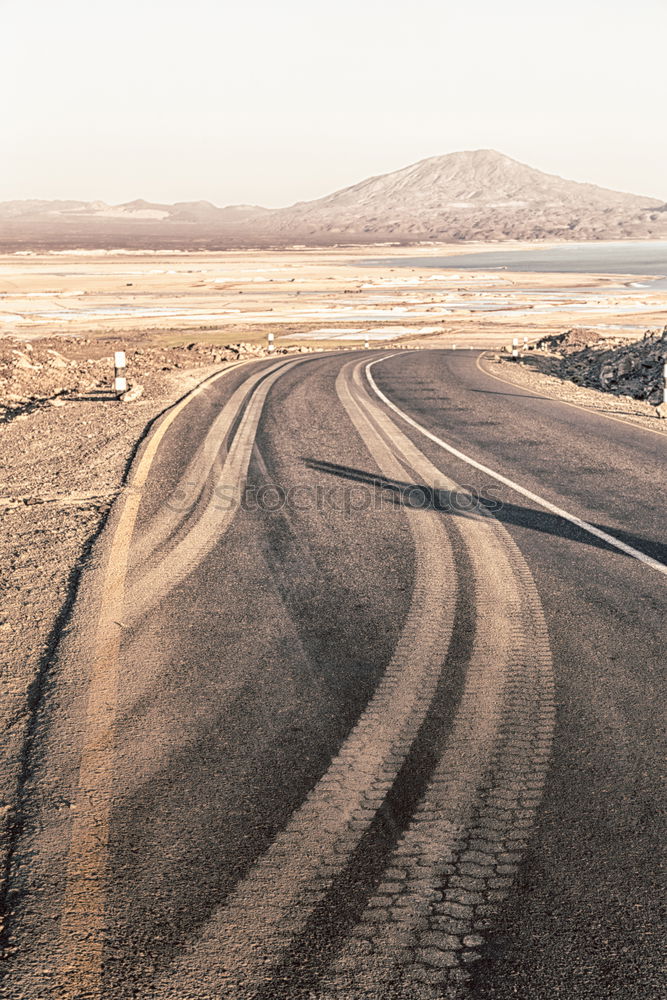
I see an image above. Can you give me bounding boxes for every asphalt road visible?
[1,349,665,1000]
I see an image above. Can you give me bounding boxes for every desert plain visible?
[2,242,667,354]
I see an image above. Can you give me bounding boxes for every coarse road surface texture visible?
[1,350,664,1000]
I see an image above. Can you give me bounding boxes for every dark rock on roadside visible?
[532,326,667,404]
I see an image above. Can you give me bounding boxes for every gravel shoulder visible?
[0,355,252,906]
[482,353,667,435]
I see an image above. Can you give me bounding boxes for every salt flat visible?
[1,243,666,350]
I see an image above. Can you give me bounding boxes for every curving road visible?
[1,349,664,1000]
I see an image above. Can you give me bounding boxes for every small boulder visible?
[119,383,144,403]
[616,353,639,377]
[46,350,68,368]
[599,363,616,389]
[12,351,40,371]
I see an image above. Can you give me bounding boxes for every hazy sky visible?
[4,0,667,206]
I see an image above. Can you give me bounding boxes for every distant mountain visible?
[0,198,270,224]
[0,199,90,219]
[0,197,273,250]
[1,150,665,249]
[253,150,666,242]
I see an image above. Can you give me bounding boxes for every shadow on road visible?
[303,458,667,567]
[469,387,549,399]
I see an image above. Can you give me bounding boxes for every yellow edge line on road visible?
[475,351,667,439]
[58,359,253,996]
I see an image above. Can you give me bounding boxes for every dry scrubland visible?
[1,245,666,892]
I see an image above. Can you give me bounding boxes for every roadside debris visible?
[0,338,313,421]
[119,384,144,403]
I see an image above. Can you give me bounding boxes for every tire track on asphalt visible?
[316,360,554,999]
[130,358,295,568]
[248,522,476,1000]
[124,357,308,625]
[3,357,300,1000]
[151,357,458,999]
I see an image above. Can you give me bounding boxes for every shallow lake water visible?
[366,241,667,289]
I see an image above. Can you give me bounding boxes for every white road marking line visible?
[366,357,667,577]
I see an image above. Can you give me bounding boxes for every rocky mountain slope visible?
[2,150,666,249]
[256,150,667,242]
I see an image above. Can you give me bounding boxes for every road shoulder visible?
[0,362,228,906]
[479,353,667,436]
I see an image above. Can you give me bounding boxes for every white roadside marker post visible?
[452,343,457,350]
[512,337,519,360]
[657,363,667,419]
[523,336,528,350]
[267,332,275,354]
[363,335,370,350]
[114,351,127,398]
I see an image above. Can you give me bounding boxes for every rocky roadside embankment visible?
[0,337,315,421]
[487,326,667,430]
[0,337,313,908]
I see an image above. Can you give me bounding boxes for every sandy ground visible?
[2,244,666,351]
